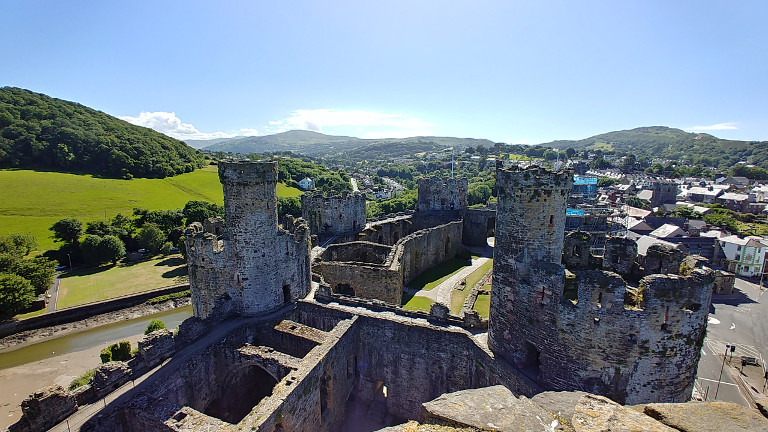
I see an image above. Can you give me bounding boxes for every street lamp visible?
[715,344,736,399]
[67,253,72,269]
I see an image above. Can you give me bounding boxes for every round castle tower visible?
[488,163,573,372]
[216,160,311,316]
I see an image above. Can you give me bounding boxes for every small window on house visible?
[736,254,741,261]
[737,245,742,251]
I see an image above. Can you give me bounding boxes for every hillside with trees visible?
[541,126,768,171]
[0,87,205,178]
[202,130,495,161]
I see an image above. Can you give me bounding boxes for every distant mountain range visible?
[193,126,768,170]
[540,126,768,170]
[198,130,495,160]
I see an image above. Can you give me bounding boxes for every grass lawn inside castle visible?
[56,255,188,309]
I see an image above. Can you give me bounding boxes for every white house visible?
[298,177,315,190]
[717,235,768,277]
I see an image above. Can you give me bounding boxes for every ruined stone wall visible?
[462,208,496,246]
[322,241,391,264]
[315,261,403,304]
[490,164,713,404]
[185,161,312,319]
[351,217,413,245]
[301,191,366,237]
[417,177,468,212]
[350,313,541,420]
[400,220,464,284]
[315,221,462,304]
[184,223,229,319]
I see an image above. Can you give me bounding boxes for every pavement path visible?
[405,243,493,306]
[46,274,61,312]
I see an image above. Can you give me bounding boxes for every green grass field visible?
[406,258,470,291]
[472,288,491,318]
[56,255,188,308]
[402,292,434,312]
[0,165,301,250]
[450,259,493,315]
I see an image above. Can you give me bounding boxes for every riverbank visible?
[0,332,150,430]
[0,297,190,352]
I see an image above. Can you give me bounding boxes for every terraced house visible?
[717,234,768,277]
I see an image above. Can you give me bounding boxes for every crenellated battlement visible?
[218,160,278,185]
[184,222,225,263]
[489,164,713,404]
[300,190,366,237]
[184,160,312,320]
[417,176,468,212]
[495,162,574,193]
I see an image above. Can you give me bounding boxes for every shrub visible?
[160,242,173,256]
[68,369,97,390]
[100,347,112,363]
[145,319,167,335]
[100,340,132,363]
[116,340,131,360]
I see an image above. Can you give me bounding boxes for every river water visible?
[0,305,193,370]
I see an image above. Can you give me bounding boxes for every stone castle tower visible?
[300,191,366,237]
[185,161,311,319]
[417,177,468,212]
[489,162,713,404]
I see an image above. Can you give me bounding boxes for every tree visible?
[98,235,126,265]
[0,233,37,257]
[50,218,83,244]
[183,200,224,226]
[80,234,103,266]
[0,273,35,318]
[278,196,301,219]
[137,223,165,252]
[160,241,173,256]
[468,183,492,206]
[11,257,55,295]
[145,319,167,335]
[565,147,576,160]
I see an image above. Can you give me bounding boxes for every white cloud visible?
[266,109,436,138]
[238,128,260,137]
[119,111,246,141]
[686,122,739,132]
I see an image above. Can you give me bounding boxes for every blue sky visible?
[1,1,766,144]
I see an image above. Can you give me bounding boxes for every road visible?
[46,274,61,312]
[695,278,767,405]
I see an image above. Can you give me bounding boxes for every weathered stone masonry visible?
[489,163,713,404]
[417,176,468,212]
[185,161,311,319]
[301,190,366,237]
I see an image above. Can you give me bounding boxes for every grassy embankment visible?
[450,259,493,315]
[402,257,475,312]
[0,165,301,250]
[57,255,189,308]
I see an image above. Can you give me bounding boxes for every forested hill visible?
[203,130,495,161]
[541,126,768,170]
[0,87,205,178]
